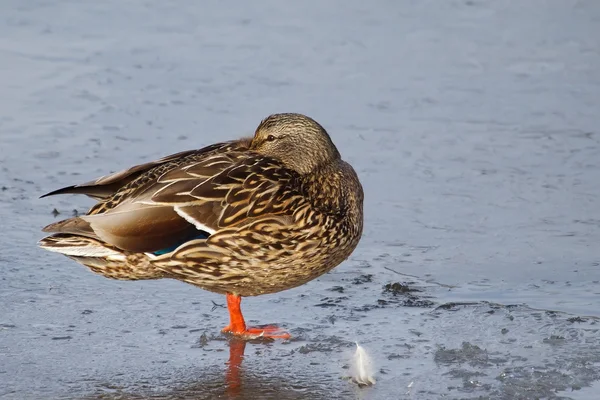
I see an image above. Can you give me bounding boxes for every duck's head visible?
[250,113,341,175]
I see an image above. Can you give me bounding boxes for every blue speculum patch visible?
[152,231,210,255]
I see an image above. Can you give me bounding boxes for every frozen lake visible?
[1,0,599,399]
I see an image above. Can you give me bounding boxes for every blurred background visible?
[1,1,599,399]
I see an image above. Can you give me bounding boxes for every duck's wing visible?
[42,139,305,254]
[41,140,253,253]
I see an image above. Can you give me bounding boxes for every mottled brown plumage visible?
[39,113,363,337]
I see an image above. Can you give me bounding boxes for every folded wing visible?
[42,139,303,254]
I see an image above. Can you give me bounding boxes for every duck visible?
[39,113,364,339]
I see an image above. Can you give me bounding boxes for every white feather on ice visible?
[351,342,376,386]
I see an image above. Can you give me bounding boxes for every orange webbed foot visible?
[222,324,290,340]
[222,293,290,340]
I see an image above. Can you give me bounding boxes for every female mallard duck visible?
[39,113,364,339]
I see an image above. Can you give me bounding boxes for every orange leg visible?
[221,293,290,339]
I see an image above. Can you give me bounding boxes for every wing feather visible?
[149,156,303,231]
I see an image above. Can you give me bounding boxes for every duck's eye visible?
[266,135,276,142]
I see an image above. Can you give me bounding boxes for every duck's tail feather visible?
[38,234,166,280]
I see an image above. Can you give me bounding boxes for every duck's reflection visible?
[83,336,349,400]
[225,338,247,397]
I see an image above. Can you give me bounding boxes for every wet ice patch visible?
[351,342,376,386]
